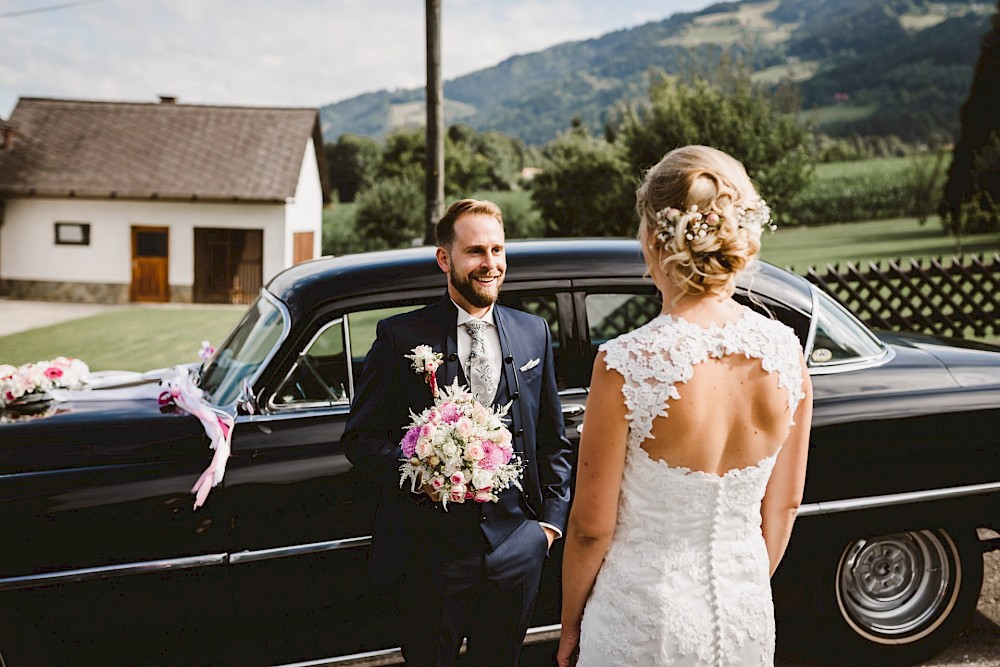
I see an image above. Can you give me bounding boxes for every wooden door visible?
[130,226,169,302]
[293,231,314,264]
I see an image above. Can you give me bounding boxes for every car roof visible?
[266,238,813,321]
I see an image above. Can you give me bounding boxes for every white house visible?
[0,97,330,304]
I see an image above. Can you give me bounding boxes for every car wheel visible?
[823,527,983,665]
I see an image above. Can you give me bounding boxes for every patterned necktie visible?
[464,319,496,404]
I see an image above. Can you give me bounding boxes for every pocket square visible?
[519,358,540,372]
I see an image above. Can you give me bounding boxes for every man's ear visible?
[435,246,450,274]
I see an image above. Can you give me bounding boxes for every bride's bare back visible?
[641,350,793,476]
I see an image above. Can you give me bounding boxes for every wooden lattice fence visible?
[799,253,1000,339]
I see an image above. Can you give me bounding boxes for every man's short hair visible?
[435,199,504,249]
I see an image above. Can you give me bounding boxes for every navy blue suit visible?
[344,294,573,666]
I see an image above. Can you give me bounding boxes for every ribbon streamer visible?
[159,367,234,509]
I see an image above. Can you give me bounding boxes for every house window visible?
[55,222,90,245]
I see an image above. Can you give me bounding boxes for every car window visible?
[272,318,349,409]
[585,292,662,357]
[201,296,285,405]
[347,305,423,390]
[500,293,565,389]
[808,289,885,366]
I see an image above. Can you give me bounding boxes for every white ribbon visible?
[159,367,234,510]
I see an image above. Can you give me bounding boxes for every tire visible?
[820,527,983,666]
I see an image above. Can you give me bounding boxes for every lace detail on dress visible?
[577,309,801,667]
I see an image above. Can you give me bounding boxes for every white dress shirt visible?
[452,299,562,540]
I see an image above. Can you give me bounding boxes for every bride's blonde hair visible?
[636,145,769,299]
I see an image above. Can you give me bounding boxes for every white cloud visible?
[0,0,712,117]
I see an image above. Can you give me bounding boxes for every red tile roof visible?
[0,97,330,203]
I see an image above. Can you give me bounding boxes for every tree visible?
[943,0,1000,234]
[324,134,380,203]
[355,177,425,250]
[529,128,635,237]
[617,66,814,226]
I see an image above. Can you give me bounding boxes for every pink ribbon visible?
[160,367,234,510]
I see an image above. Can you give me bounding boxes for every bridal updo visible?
[636,145,771,299]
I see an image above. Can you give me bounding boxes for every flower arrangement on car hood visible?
[0,357,90,408]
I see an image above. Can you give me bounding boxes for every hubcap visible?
[836,530,958,641]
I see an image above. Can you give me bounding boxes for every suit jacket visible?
[343,294,573,588]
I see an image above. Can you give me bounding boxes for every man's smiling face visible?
[437,212,506,315]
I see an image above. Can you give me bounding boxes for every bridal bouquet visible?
[399,346,522,508]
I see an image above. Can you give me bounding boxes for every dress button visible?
[480,515,487,522]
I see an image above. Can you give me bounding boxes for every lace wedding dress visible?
[576,309,805,667]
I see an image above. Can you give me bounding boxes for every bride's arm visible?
[557,352,629,666]
[761,353,814,577]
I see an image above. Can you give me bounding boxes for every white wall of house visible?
[283,138,324,263]
[0,197,288,287]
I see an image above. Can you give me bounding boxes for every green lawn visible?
[760,217,999,272]
[0,306,245,372]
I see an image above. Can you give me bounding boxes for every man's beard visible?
[451,266,504,308]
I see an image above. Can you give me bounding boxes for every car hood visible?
[879,331,1000,388]
[0,381,207,475]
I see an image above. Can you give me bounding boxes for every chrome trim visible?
[807,346,896,376]
[804,284,895,376]
[269,624,563,667]
[0,553,227,593]
[267,316,350,412]
[798,480,1000,517]
[230,536,371,565]
[343,313,356,400]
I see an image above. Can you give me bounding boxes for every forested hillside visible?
[319,0,994,145]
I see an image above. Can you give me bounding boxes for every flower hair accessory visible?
[406,345,444,397]
[653,199,774,246]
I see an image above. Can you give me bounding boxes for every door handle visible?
[561,403,585,418]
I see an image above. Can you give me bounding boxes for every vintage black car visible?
[2,239,998,667]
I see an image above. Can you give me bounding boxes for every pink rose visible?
[474,489,493,503]
[449,484,467,503]
[465,441,485,461]
[419,423,436,440]
[415,440,433,458]
[497,428,512,446]
[449,470,467,485]
[455,416,474,437]
[431,476,446,490]
[44,366,64,380]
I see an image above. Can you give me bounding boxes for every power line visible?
[0,0,112,19]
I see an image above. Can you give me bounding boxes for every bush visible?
[354,177,425,249]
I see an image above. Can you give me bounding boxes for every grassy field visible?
[0,306,245,372]
[759,217,999,272]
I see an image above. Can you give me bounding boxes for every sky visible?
[0,0,716,118]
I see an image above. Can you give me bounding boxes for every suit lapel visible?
[430,294,462,389]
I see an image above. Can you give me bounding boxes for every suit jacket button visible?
[515,428,524,437]
[510,391,519,400]
[480,515,487,522]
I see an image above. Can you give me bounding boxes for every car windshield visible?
[807,288,885,366]
[200,296,286,405]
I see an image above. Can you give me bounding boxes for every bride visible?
[557,145,813,666]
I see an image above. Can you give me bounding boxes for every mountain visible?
[319,0,995,145]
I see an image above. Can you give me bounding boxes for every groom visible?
[343,199,573,666]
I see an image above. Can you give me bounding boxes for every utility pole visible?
[424,0,445,244]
